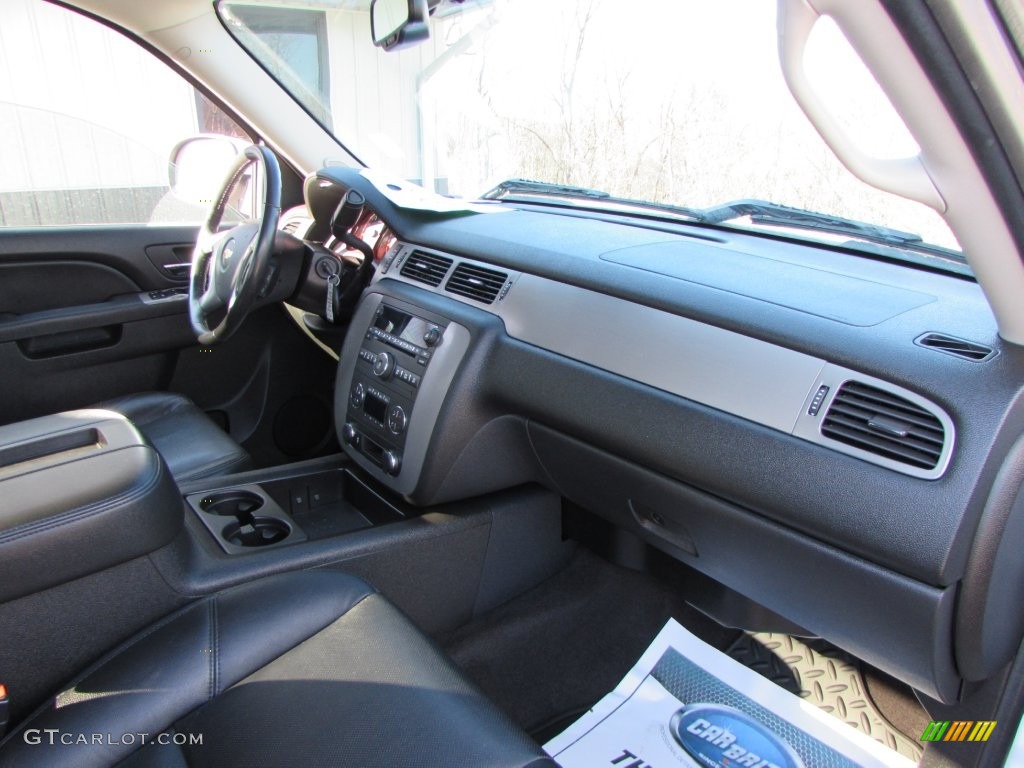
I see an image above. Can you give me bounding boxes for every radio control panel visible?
[336,292,469,494]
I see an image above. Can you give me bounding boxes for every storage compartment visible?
[0,409,182,604]
[528,422,962,703]
[185,468,407,554]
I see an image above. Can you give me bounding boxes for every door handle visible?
[164,262,192,277]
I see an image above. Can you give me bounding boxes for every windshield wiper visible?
[482,178,613,200]
[481,178,707,221]
[700,199,967,264]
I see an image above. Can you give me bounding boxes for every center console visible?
[183,465,407,555]
[0,409,180,602]
[334,292,470,496]
[179,291,471,557]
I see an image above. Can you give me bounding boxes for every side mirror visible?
[370,0,430,52]
[168,135,246,206]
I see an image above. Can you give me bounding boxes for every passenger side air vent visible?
[915,332,996,362]
[821,381,945,470]
[444,262,508,304]
[400,250,453,287]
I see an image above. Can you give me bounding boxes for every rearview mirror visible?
[371,0,429,52]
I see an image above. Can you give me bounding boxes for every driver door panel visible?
[0,225,198,424]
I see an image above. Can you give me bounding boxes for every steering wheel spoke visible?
[198,285,224,314]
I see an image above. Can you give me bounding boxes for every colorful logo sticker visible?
[920,721,996,742]
[670,703,805,768]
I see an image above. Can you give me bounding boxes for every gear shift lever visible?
[329,189,376,322]
[331,190,366,240]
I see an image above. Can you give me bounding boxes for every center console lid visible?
[0,409,181,603]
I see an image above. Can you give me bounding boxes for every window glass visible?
[222,6,332,128]
[222,0,962,266]
[0,0,249,227]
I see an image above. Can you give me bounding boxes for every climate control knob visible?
[350,382,365,408]
[382,450,401,476]
[373,351,395,380]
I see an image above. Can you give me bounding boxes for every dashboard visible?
[283,165,1024,711]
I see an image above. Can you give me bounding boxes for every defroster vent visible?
[445,262,508,304]
[915,332,996,362]
[821,381,945,470]
[399,250,453,287]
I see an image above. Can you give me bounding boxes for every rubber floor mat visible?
[727,632,924,762]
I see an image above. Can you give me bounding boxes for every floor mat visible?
[727,632,925,762]
[441,547,927,761]
[439,548,740,737]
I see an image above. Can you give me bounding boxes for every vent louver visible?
[444,263,508,304]
[916,332,995,362]
[281,218,307,236]
[400,250,453,287]
[821,381,945,470]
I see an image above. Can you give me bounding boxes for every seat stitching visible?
[208,599,216,701]
[99,395,189,427]
[179,450,252,482]
[0,456,165,546]
[213,595,221,698]
[1,577,379,749]
[1,596,201,744]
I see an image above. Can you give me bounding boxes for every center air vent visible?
[444,263,508,304]
[400,250,453,287]
[821,381,945,470]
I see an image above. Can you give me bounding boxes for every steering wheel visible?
[189,144,281,345]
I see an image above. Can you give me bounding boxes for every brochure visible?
[544,619,917,768]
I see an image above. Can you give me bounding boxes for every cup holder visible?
[222,516,291,548]
[186,483,307,554]
[199,490,264,517]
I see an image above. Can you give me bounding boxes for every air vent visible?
[399,250,453,287]
[281,218,308,236]
[916,332,996,362]
[444,262,508,304]
[821,381,945,470]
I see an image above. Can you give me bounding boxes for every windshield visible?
[219,0,963,268]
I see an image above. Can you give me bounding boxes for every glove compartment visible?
[528,421,962,703]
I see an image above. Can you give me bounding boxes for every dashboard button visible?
[350,383,365,409]
[423,327,441,347]
[341,422,359,446]
[383,450,401,476]
[387,404,407,435]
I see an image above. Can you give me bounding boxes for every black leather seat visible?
[93,393,251,482]
[0,570,555,768]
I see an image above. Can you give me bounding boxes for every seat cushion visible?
[93,393,251,482]
[0,571,555,768]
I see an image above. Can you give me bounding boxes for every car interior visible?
[2,0,1024,766]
